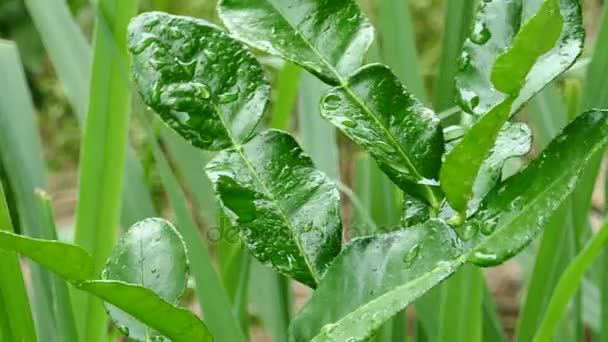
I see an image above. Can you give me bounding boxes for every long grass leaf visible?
[0,182,37,342]
[24,0,156,227]
[143,116,247,342]
[0,39,57,342]
[534,222,608,341]
[35,190,79,342]
[72,1,139,341]
[271,62,302,130]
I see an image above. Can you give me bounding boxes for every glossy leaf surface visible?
[469,122,532,214]
[456,0,583,116]
[80,280,212,342]
[289,219,465,341]
[467,110,608,266]
[102,218,189,342]
[0,231,93,283]
[321,64,443,207]
[128,11,269,150]
[218,0,374,84]
[206,129,342,288]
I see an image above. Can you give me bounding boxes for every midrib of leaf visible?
[311,254,468,341]
[263,0,440,208]
[215,111,321,284]
[472,132,608,252]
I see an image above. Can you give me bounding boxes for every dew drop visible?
[403,244,421,264]
[341,119,357,128]
[462,223,478,240]
[469,249,499,266]
[470,21,491,44]
[322,93,341,111]
[457,88,480,113]
[117,325,130,336]
[457,51,471,71]
[218,87,240,104]
[131,34,158,54]
[320,323,338,334]
[203,49,218,62]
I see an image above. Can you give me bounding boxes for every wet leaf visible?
[469,122,532,214]
[456,0,583,116]
[80,280,212,342]
[0,231,94,283]
[401,194,430,228]
[441,0,582,216]
[467,110,608,266]
[217,0,374,84]
[321,64,444,207]
[289,219,465,342]
[102,218,189,342]
[206,129,342,288]
[128,12,270,150]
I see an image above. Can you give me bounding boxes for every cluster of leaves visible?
[2,0,608,341]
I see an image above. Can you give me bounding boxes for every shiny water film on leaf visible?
[218,0,374,84]
[128,11,270,150]
[206,129,342,288]
[321,64,444,207]
[456,0,583,116]
[102,218,189,342]
[289,219,465,342]
[466,110,608,267]
[468,122,532,215]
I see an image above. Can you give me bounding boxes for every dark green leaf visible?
[469,122,532,214]
[217,0,374,84]
[206,129,342,288]
[128,11,270,150]
[289,219,465,342]
[80,280,212,342]
[467,110,608,266]
[0,231,94,283]
[401,194,430,228]
[102,218,189,342]
[321,64,444,207]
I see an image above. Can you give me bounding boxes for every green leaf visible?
[321,64,443,207]
[469,122,532,214]
[443,0,582,216]
[440,99,514,216]
[533,222,608,342]
[206,129,342,288]
[217,0,374,84]
[289,219,466,342]
[128,11,270,150]
[80,280,212,342]
[101,218,189,342]
[0,231,94,283]
[467,110,608,266]
[456,0,583,116]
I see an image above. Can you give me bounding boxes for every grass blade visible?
[438,265,483,342]
[0,182,37,342]
[35,190,79,342]
[433,0,475,112]
[534,222,608,341]
[0,39,57,342]
[72,1,139,341]
[24,0,156,227]
[144,116,247,342]
[271,62,302,130]
[377,0,426,100]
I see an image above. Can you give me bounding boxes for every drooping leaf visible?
[456,0,583,116]
[289,219,466,342]
[101,218,189,342]
[128,11,270,150]
[80,281,212,342]
[0,231,94,283]
[206,129,342,288]
[467,110,608,266]
[217,0,374,84]
[321,64,444,207]
[469,122,532,214]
